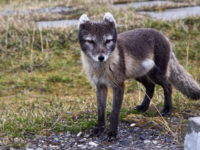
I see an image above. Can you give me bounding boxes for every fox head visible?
[78,12,117,62]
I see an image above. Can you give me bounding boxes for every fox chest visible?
[82,61,122,87]
[90,70,111,86]
[81,51,124,87]
[86,64,119,87]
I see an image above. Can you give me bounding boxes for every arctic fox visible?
[78,12,200,139]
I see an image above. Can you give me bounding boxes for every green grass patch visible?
[47,75,73,83]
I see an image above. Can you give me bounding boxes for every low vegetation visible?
[0,0,200,148]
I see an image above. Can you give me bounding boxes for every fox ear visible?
[78,14,89,29]
[103,12,116,26]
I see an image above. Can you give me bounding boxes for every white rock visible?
[152,140,158,145]
[84,134,90,138]
[77,132,82,137]
[128,135,132,139]
[144,140,151,144]
[89,141,98,147]
[14,137,20,143]
[77,144,87,149]
[26,148,34,150]
[66,131,71,137]
[26,143,34,150]
[156,145,162,148]
[130,123,136,127]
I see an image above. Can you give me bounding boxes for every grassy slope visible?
[0,0,200,147]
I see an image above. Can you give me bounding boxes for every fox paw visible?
[135,105,149,112]
[91,126,104,137]
[107,130,117,142]
[161,107,172,116]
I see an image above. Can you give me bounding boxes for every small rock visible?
[26,148,34,150]
[152,140,158,145]
[87,146,93,150]
[66,131,71,137]
[84,134,90,138]
[67,142,74,147]
[14,137,20,143]
[49,145,58,148]
[130,123,136,127]
[79,138,87,143]
[128,135,132,139]
[135,142,145,148]
[89,141,98,147]
[77,132,82,137]
[36,148,43,150]
[77,144,87,149]
[156,145,162,148]
[134,127,140,132]
[144,140,151,144]
[119,139,131,146]
[140,134,148,140]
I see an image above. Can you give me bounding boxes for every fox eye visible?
[86,40,95,44]
[105,39,113,44]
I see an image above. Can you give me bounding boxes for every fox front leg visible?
[92,84,108,136]
[108,83,125,140]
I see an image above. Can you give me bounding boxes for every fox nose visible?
[98,55,104,62]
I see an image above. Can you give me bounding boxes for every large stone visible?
[184,117,200,150]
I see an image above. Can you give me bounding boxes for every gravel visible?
[25,122,184,150]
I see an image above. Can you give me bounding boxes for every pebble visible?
[77,132,82,137]
[144,140,151,144]
[77,144,87,149]
[26,148,34,150]
[134,127,141,132]
[66,131,71,137]
[130,123,136,127]
[84,134,90,138]
[152,140,158,145]
[140,134,148,140]
[156,145,162,148]
[79,138,87,143]
[14,137,20,143]
[128,135,132,139]
[89,141,98,147]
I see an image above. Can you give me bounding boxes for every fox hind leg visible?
[135,71,172,116]
[135,77,155,112]
[151,73,173,116]
[159,79,172,116]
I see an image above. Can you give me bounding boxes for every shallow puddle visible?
[138,6,200,20]
[115,1,177,9]
[36,19,78,29]
[0,6,75,16]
